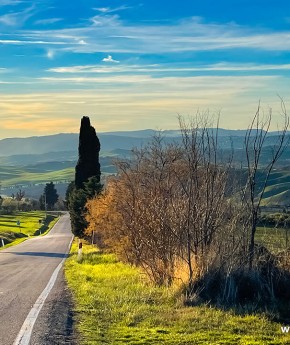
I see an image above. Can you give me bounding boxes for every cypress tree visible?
[75,116,101,188]
[43,182,59,210]
[67,116,102,237]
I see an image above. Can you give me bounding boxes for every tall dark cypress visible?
[67,116,102,237]
[75,116,101,189]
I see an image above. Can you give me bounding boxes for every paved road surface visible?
[0,213,75,345]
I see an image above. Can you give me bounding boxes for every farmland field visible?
[0,211,59,248]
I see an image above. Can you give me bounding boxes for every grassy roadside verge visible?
[0,211,59,249]
[65,241,289,345]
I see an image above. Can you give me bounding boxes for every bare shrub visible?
[85,107,290,312]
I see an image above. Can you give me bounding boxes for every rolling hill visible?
[0,129,289,203]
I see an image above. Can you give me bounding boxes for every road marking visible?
[13,236,74,345]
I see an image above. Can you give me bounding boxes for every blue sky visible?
[0,0,290,137]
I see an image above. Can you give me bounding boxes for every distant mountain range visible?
[0,129,289,204]
[0,128,287,158]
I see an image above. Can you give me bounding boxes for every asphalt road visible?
[0,213,75,345]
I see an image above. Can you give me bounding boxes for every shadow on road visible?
[1,251,69,259]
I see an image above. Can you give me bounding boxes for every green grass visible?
[0,211,59,248]
[0,165,113,187]
[0,167,74,187]
[65,242,289,345]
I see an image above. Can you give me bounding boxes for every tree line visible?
[0,182,61,214]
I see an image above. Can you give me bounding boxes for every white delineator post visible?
[78,239,83,260]
[1,238,4,247]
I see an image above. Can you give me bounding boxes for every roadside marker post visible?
[1,238,4,247]
[78,239,83,260]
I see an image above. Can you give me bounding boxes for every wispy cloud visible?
[0,101,50,115]
[35,17,63,25]
[102,55,120,63]
[37,75,277,91]
[0,5,35,26]
[4,15,290,55]
[29,16,290,54]
[0,71,286,136]
[48,62,290,75]
[2,118,78,133]
[90,14,120,27]
[0,0,25,6]
[0,39,67,45]
[93,5,132,14]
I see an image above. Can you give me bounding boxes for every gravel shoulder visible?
[30,269,78,345]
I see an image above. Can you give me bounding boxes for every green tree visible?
[75,116,101,188]
[67,117,102,237]
[43,182,59,210]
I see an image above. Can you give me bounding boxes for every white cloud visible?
[0,0,24,6]
[93,5,132,13]
[0,39,67,45]
[38,16,290,54]
[47,63,290,75]
[5,15,290,54]
[90,14,119,27]
[94,7,110,13]
[102,55,120,63]
[38,75,277,90]
[0,5,35,26]
[0,73,288,137]
[35,18,63,25]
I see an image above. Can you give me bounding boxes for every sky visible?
[0,0,290,137]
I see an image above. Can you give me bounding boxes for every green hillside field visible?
[0,157,117,188]
[0,211,59,248]
[0,162,289,206]
[0,167,74,187]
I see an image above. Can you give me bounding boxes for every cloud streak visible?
[48,62,290,74]
[0,0,25,6]
[35,18,63,25]
[0,5,35,26]
[93,5,132,14]
[52,16,290,53]
[0,14,282,55]
[2,15,290,54]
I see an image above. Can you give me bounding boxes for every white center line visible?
[13,236,74,345]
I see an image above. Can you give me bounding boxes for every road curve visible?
[0,213,74,345]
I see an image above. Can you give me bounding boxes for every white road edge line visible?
[13,235,74,345]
